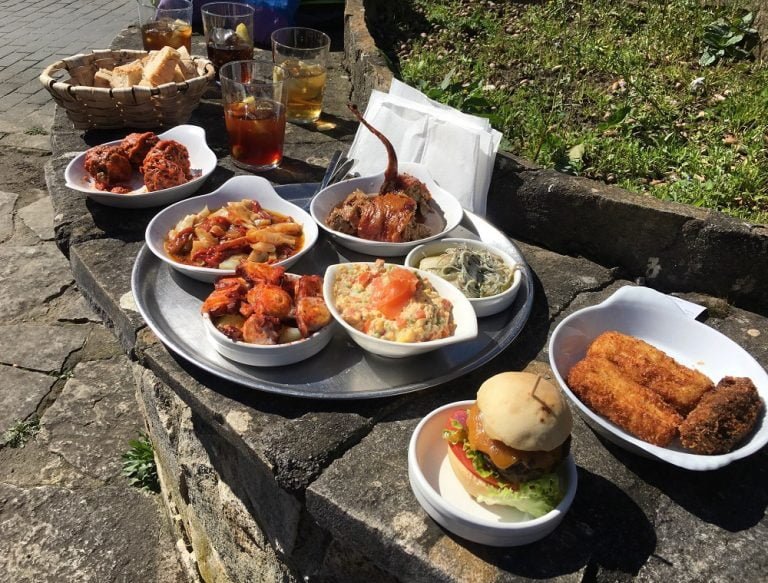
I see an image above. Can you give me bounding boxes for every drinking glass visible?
[220,60,287,171]
[271,27,330,124]
[137,0,193,53]
[201,2,255,75]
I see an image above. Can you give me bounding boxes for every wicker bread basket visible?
[39,49,215,130]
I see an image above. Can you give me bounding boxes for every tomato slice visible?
[370,267,418,319]
[445,409,502,489]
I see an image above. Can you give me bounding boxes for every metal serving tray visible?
[131,183,534,399]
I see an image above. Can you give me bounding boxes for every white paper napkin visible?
[617,286,707,319]
[347,80,502,216]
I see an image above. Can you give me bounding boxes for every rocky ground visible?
[0,1,185,580]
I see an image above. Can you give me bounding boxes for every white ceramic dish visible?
[309,162,464,257]
[64,124,217,208]
[549,285,768,471]
[404,238,523,318]
[323,262,478,358]
[408,400,577,546]
[145,175,319,283]
[202,311,335,367]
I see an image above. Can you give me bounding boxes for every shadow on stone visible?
[440,467,655,578]
[603,438,768,532]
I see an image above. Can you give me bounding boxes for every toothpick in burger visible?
[443,372,573,517]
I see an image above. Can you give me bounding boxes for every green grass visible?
[376,0,768,223]
[2,416,40,448]
[122,433,160,493]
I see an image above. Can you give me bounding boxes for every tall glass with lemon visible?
[271,27,330,124]
[201,3,255,76]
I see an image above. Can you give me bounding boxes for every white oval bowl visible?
[309,162,464,257]
[404,238,523,318]
[64,124,217,208]
[146,175,319,283]
[549,285,768,470]
[408,400,577,547]
[202,311,335,367]
[322,262,478,358]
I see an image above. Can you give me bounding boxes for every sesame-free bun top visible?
[477,372,573,452]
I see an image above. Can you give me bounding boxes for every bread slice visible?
[176,46,197,80]
[142,46,180,86]
[110,61,143,88]
[93,68,113,88]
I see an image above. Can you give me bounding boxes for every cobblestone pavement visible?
[0,1,186,581]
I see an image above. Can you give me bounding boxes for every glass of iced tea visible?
[201,2,255,76]
[271,27,331,125]
[137,0,193,53]
[220,60,287,172]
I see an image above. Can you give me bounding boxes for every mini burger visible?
[443,372,573,517]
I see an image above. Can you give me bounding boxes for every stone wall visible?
[135,366,400,582]
[343,0,394,108]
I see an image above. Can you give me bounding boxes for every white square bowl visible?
[309,162,464,257]
[145,175,319,283]
[404,237,523,318]
[322,262,477,358]
[64,124,217,208]
[548,285,768,470]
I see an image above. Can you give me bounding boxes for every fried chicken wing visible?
[679,376,763,454]
[241,312,281,345]
[567,355,683,446]
[587,331,714,414]
[83,144,133,191]
[200,277,248,317]
[236,262,285,286]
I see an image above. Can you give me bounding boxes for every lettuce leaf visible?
[463,439,501,481]
[475,473,563,518]
[442,416,467,444]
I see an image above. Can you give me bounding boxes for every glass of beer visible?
[137,0,193,53]
[220,60,287,171]
[271,27,330,125]
[201,2,255,76]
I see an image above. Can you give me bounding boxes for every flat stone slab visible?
[41,358,144,483]
[0,323,88,372]
[0,365,54,433]
[55,290,101,323]
[0,191,16,242]
[17,196,55,241]
[0,483,183,583]
[0,243,72,322]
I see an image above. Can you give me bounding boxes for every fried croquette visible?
[567,355,684,446]
[587,331,714,415]
[679,376,763,454]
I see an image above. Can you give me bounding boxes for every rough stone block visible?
[0,364,54,433]
[0,190,17,241]
[0,243,72,322]
[0,323,88,372]
[41,358,144,482]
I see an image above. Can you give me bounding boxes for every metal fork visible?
[317,151,358,192]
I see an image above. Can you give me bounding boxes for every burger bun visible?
[447,445,501,500]
[477,372,572,452]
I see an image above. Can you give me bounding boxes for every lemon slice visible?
[235,23,252,45]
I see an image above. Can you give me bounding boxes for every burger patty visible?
[486,436,571,483]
